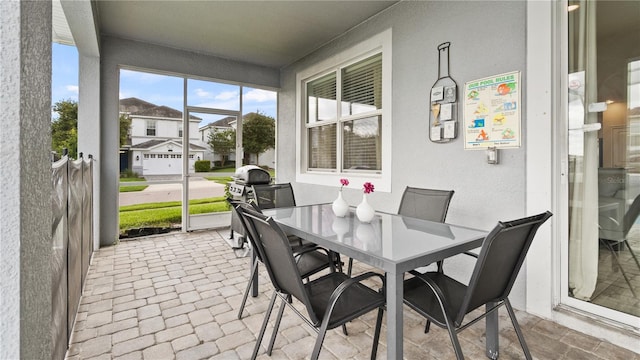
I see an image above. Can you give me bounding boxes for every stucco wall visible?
[0,1,52,358]
[278,1,528,302]
[99,36,280,245]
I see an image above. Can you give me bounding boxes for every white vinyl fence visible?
[51,154,94,360]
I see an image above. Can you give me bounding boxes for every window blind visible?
[342,53,382,116]
[307,73,337,123]
[343,116,381,171]
[308,124,337,169]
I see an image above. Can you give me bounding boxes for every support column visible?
[78,55,101,250]
[0,1,53,359]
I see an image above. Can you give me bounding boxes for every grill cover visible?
[233,165,270,185]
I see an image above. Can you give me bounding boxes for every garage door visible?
[142,154,182,175]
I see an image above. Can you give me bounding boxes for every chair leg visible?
[347,258,354,276]
[370,308,384,360]
[328,251,339,273]
[504,299,532,360]
[251,291,278,360]
[442,314,464,359]
[238,256,260,319]
[424,320,431,333]
[311,314,333,360]
[623,239,640,270]
[446,327,464,359]
[602,240,638,297]
[267,296,287,355]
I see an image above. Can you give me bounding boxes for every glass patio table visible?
[263,203,498,359]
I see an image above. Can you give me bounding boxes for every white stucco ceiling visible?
[54,0,399,69]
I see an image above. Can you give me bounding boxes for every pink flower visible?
[363,182,374,194]
[340,178,349,189]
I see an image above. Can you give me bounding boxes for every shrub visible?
[120,168,141,178]
[194,160,211,172]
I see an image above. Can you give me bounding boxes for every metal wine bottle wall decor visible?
[428,42,458,143]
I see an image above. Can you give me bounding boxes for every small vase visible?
[356,193,375,223]
[332,190,349,217]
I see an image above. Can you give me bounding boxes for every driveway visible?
[119,178,226,206]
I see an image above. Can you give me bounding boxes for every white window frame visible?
[296,29,392,192]
[146,120,157,136]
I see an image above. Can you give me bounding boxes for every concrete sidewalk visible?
[120,179,226,206]
[120,173,235,186]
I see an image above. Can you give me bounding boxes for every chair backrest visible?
[398,187,454,223]
[623,194,640,236]
[251,183,296,210]
[239,206,321,324]
[457,211,553,326]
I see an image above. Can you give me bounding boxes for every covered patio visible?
[3,1,640,359]
[65,231,638,360]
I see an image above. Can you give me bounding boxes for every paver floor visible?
[65,229,640,360]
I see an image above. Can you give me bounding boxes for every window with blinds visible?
[146,120,157,136]
[305,53,382,173]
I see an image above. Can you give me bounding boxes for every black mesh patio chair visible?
[251,183,345,272]
[398,187,455,222]
[400,186,455,271]
[228,199,336,320]
[251,182,297,210]
[251,182,313,248]
[403,211,553,360]
[240,206,386,360]
[598,194,640,297]
[394,187,457,331]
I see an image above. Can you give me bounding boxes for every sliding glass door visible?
[566,0,640,324]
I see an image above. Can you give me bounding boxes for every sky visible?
[52,43,277,125]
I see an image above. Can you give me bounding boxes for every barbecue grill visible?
[228,165,271,247]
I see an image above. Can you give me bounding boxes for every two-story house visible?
[198,115,236,165]
[198,113,275,168]
[119,97,206,175]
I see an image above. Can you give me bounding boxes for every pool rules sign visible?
[463,71,521,150]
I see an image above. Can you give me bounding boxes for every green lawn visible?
[120,177,145,182]
[119,185,148,192]
[119,196,228,232]
[209,167,275,177]
[120,175,230,192]
[205,176,233,185]
[119,176,146,192]
[209,167,235,173]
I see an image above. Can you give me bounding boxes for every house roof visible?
[131,139,206,151]
[130,139,167,149]
[136,105,182,119]
[211,116,236,127]
[120,97,201,120]
[119,97,157,114]
[199,112,274,131]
